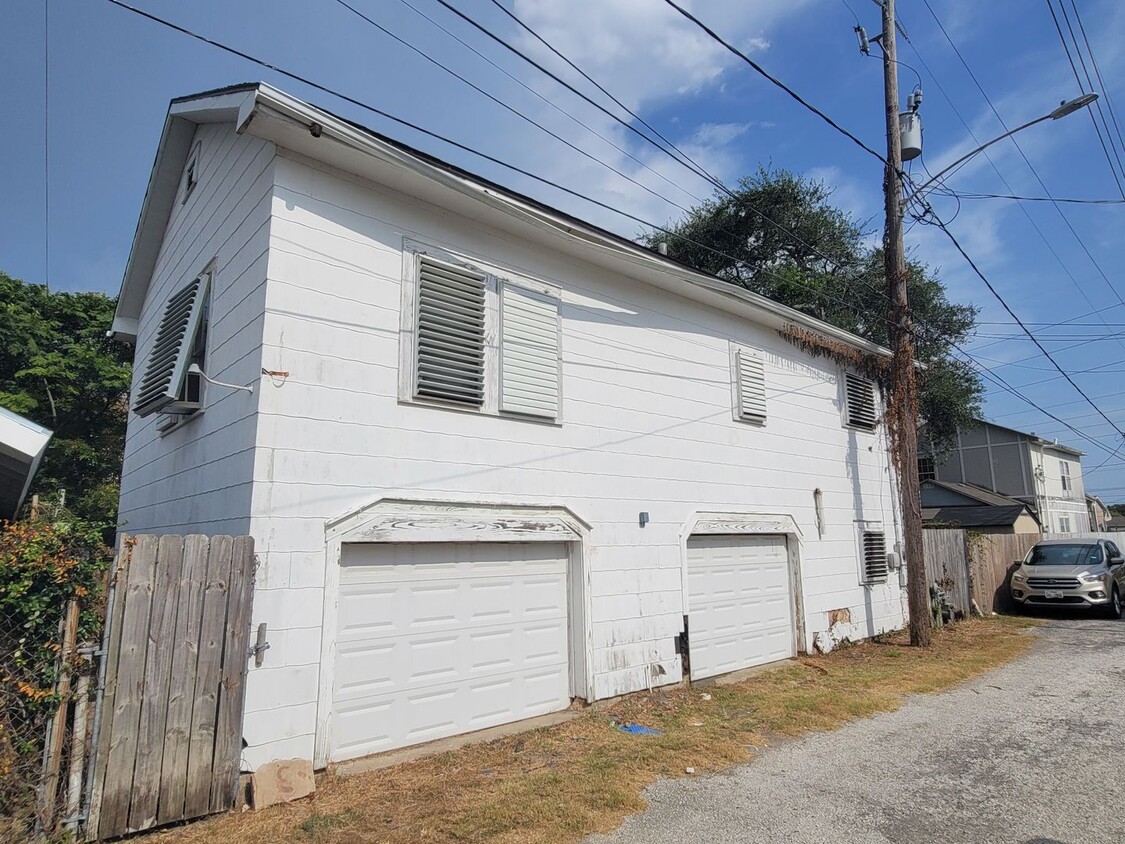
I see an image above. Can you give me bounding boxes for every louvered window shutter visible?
[500,284,560,418]
[861,531,889,583]
[415,256,487,406]
[735,349,767,423]
[844,373,877,431]
[133,274,210,417]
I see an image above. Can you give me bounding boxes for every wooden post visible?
[38,599,79,832]
[881,0,931,646]
[30,493,40,520]
[65,650,93,831]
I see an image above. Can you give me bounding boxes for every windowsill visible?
[398,395,563,427]
[158,409,204,437]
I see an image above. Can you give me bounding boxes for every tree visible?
[641,168,981,452]
[0,271,132,532]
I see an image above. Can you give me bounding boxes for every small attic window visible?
[182,142,201,203]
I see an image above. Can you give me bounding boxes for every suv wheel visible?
[1108,586,1123,620]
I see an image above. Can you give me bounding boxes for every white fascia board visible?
[0,407,53,517]
[111,89,258,343]
[247,84,892,360]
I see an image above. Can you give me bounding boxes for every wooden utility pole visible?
[880,0,931,646]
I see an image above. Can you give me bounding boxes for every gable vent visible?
[735,348,767,423]
[861,531,889,584]
[501,284,560,418]
[844,372,877,431]
[133,274,210,417]
[415,256,487,406]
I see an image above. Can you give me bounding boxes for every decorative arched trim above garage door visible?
[327,496,590,544]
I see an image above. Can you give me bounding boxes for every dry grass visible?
[142,617,1038,844]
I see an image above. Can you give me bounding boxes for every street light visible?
[904,93,1099,205]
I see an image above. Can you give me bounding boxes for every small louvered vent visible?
[736,349,767,423]
[133,274,210,417]
[415,256,487,406]
[862,531,889,584]
[844,372,877,431]
[501,284,560,418]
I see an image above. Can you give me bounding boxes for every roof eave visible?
[111,86,260,343]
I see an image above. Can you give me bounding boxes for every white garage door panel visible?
[688,535,795,680]
[332,542,570,761]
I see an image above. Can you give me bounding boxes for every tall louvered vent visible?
[862,531,889,584]
[133,274,210,417]
[415,257,487,406]
[844,373,877,431]
[500,284,560,418]
[736,349,767,423]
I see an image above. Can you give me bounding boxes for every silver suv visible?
[1011,539,1125,617]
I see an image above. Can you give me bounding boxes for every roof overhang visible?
[113,83,891,361]
[0,407,53,519]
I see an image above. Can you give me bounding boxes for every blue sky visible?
[3,0,1124,501]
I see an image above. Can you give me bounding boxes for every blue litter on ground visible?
[618,723,662,735]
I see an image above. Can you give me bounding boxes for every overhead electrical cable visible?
[1066,0,1125,169]
[919,0,1125,314]
[101,0,909,341]
[102,0,1123,455]
[1046,0,1125,197]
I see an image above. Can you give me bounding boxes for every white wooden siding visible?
[117,123,274,536]
[230,151,905,769]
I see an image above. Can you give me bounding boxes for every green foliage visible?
[0,271,131,533]
[640,168,982,453]
[0,506,110,825]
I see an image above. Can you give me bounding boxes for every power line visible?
[658,0,888,166]
[1046,0,1125,197]
[951,191,1125,204]
[661,0,1125,443]
[103,0,1122,454]
[43,0,49,292]
[919,0,1125,316]
[1066,0,1125,169]
[482,0,715,187]
[101,0,909,342]
[929,216,1125,437]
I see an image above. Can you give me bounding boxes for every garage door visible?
[687,534,794,680]
[331,541,571,761]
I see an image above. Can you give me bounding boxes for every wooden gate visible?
[87,534,255,840]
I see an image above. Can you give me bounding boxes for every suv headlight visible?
[1012,571,1027,583]
[1078,571,1105,584]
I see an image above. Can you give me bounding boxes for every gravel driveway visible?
[589,615,1124,844]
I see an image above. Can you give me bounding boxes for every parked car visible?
[1010,539,1124,617]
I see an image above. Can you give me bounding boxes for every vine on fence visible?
[0,503,111,833]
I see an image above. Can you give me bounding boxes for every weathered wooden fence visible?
[967,533,1041,615]
[922,529,972,616]
[87,534,255,840]
[921,528,1041,616]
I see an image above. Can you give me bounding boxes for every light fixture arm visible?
[902,93,1098,207]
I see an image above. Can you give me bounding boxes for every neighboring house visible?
[920,479,1041,535]
[112,84,908,772]
[0,406,52,519]
[920,419,1089,534]
[1087,494,1112,531]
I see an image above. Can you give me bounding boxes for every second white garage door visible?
[687,534,795,680]
[331,541,571,761]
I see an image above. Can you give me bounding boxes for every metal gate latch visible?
[248,623,270,667]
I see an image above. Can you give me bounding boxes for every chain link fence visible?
[0,503,110,841]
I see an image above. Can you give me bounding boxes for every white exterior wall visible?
[236,150,907,768]
[1030,444,1090,533]
[118,123,274,536]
